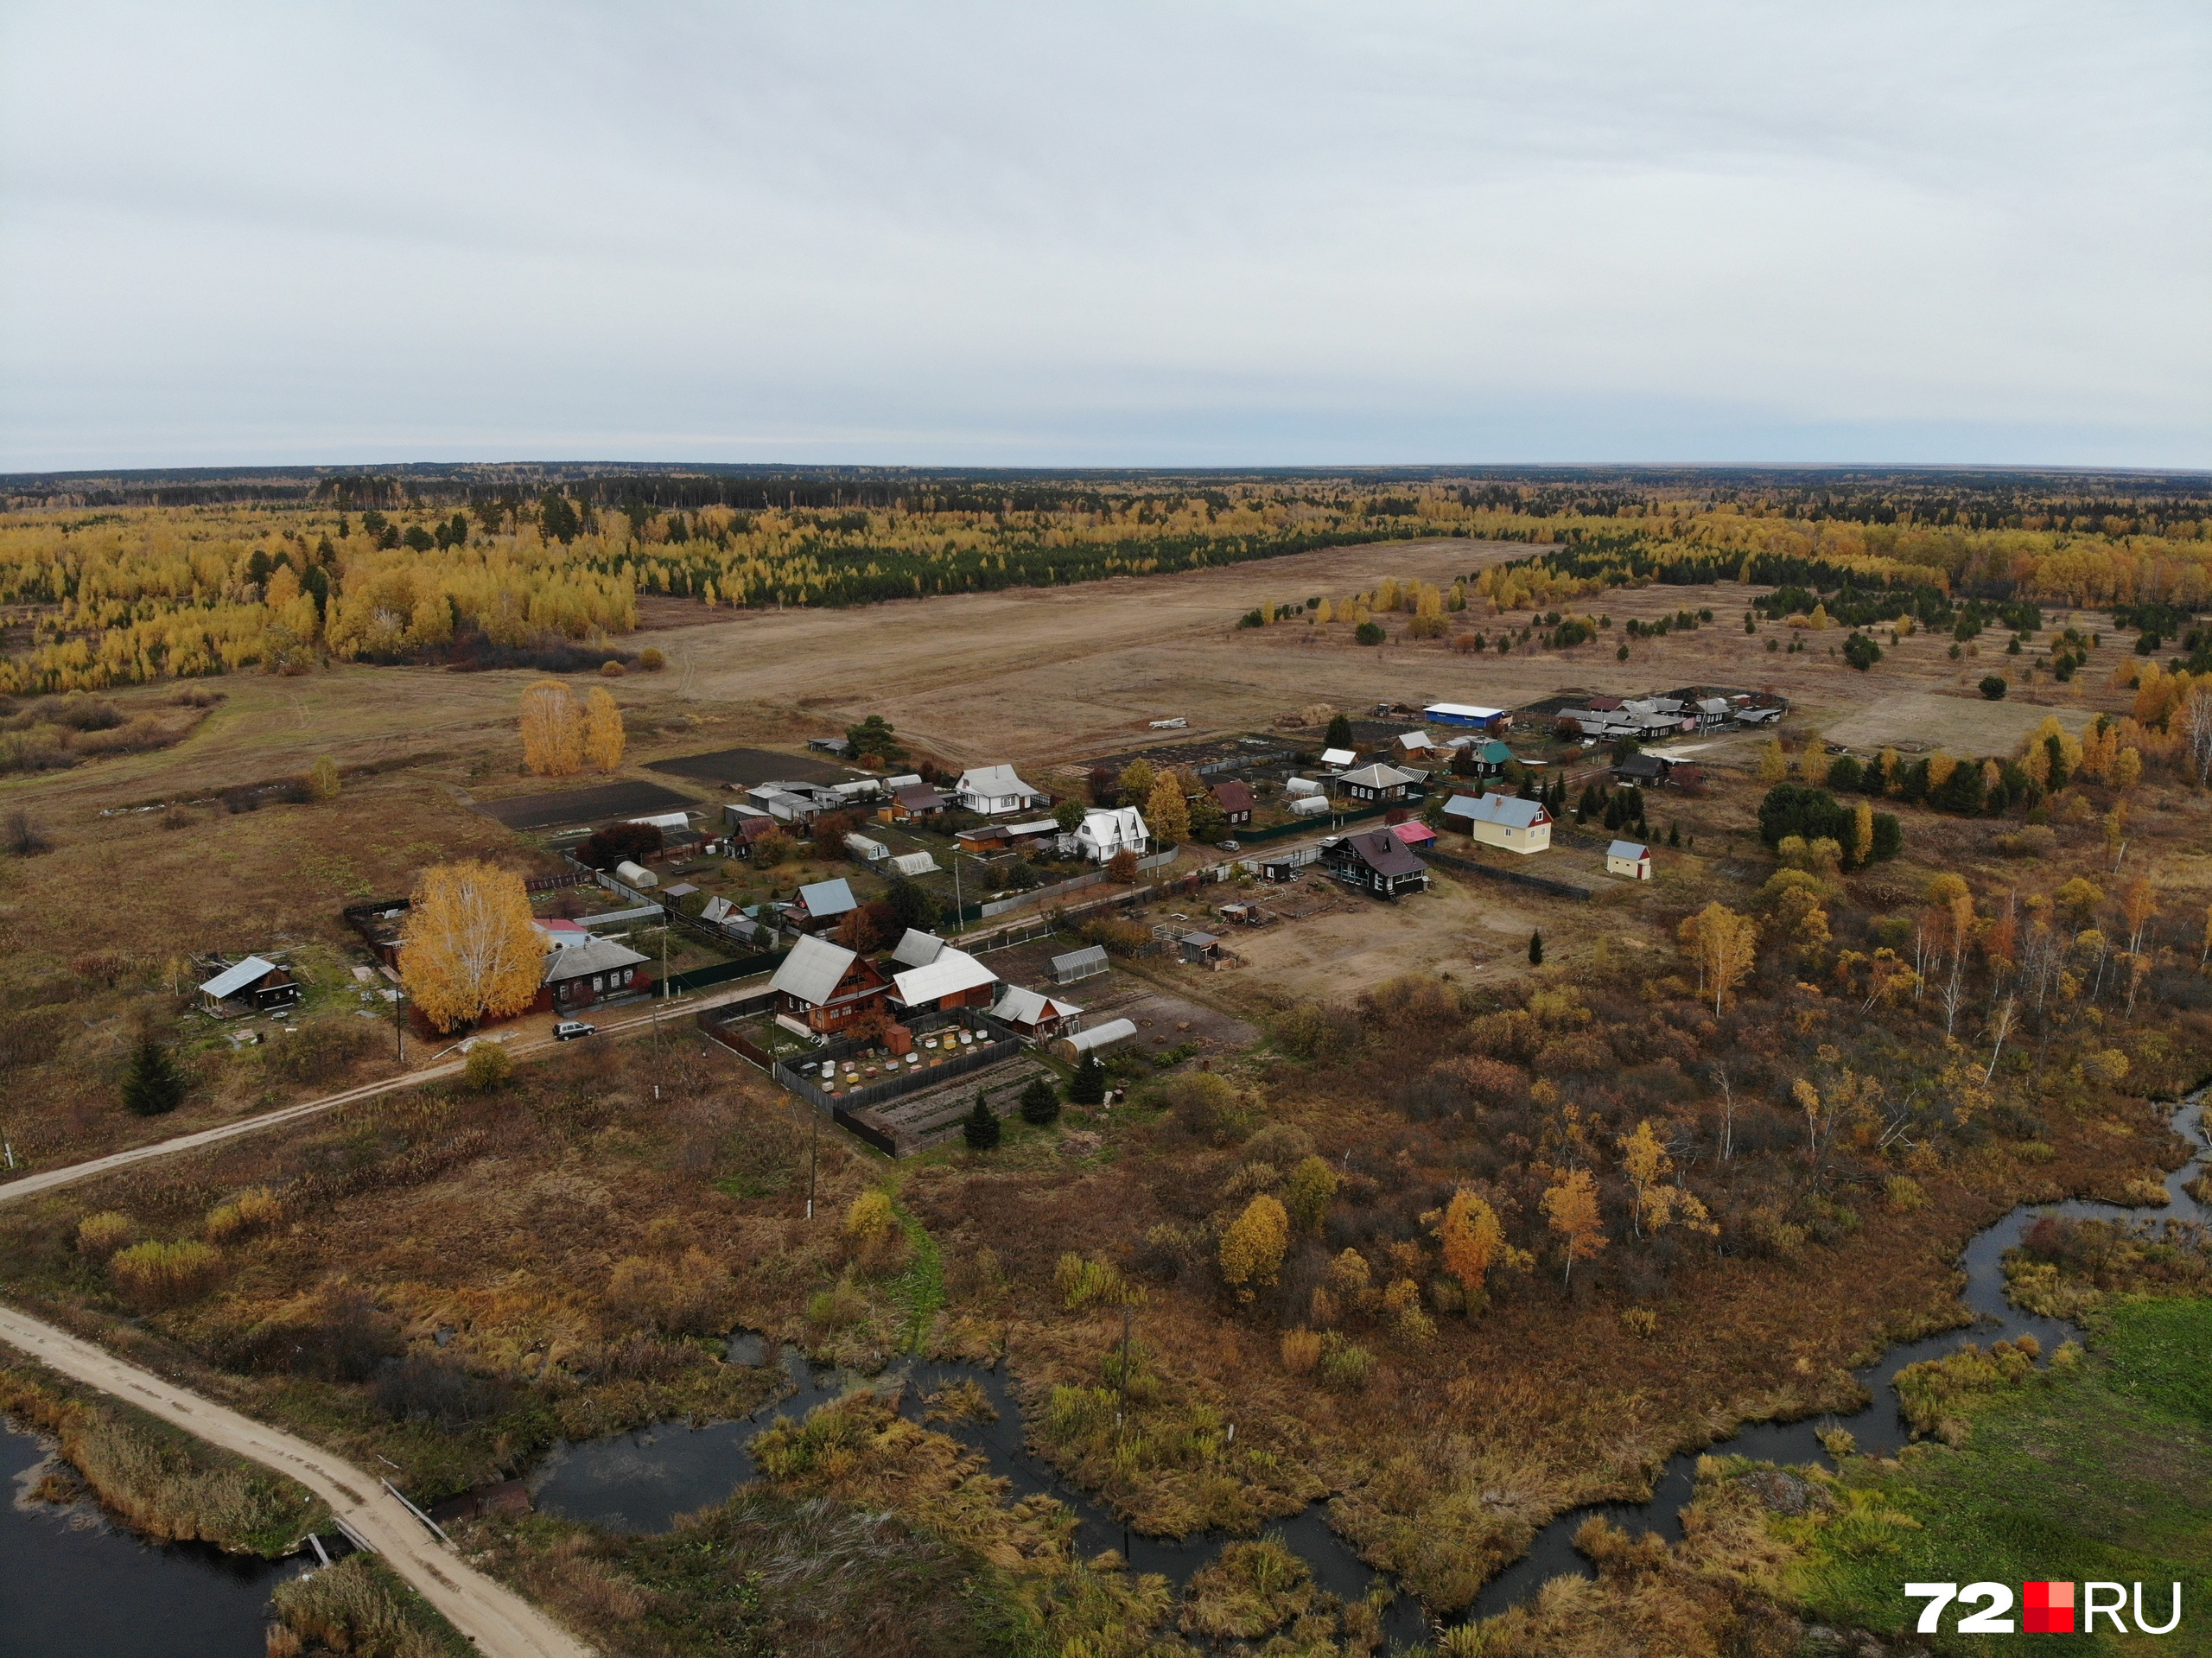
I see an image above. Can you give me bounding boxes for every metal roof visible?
[542,937,651,983]
[892,948,998,1007]
[956,764,1043,800]
[1446,792,1548,829]
[1608,840,1650,860]
[1319,747,1357,765]
[1423,702,1505,720]
[770,935,863,1006]
[1338,829,1428,878]
[797,878,858,918]
[199,956,281,1000]
[990,985,1080,1026]
[1052,943,1109,977]
[1339,762,1418,788]
[891,928,947,968]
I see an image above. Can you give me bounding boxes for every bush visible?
[576,819,662,871]
[110,1240,225,1308]
[272,1555,464,1658]
[638,646,665,671]
[1353,621,1386,646]
[120,1039,188,1116]
[1980,674,2008,700]
[307,755,340,801]
[75,1210,136,1261]
[461,1043,513,1092]
[600,659,626,677]
[367,1354,507,1427]
[204,1188,283,1244]
[1317,1332,1373,1392]
[2,807,52,855]
[1842,632,1883,671]
[1019,1075,1061,1125]
[226,1285,398,1382]
[1280,1328,1322,1375]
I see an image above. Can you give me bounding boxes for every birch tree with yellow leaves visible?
[1677,903,1759,1014]
[519,679,583,777]
[398,861,544,1032]
[582,685,626,772]
[1541,1167,1607,1287]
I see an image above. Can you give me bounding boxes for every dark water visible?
[0,1417,308,1657]
[537,1093,2207,1646]
[1464,1091,2209,1621]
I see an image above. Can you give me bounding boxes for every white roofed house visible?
[988,984,1083,1039]
[954,765,1049,816]
[1338,762,1420,804]
[890,945,1000,1013]
[1442,791,1553,854]
[1074,806,1149,864]
[196,956,302,1015]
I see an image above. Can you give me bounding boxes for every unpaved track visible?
[0,1303,594,1658]
[0,985,760,1208]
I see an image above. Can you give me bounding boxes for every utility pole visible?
[952,851,964,937]
[391,987,405,1065]
[806,1108,819,1221]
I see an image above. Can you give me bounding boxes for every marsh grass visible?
[269,1554,471,1658]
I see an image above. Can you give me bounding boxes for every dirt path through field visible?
[0,984,765,1208]
[0,1302,594,1658]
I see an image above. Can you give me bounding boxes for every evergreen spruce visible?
[1529,931,1545,966]
[1324,711,1355,750]
[1069,1053,1107,1106]
[1020,1074,1061,1126]
[1668,822,1681,847]
[962,1091,1001,1150]
[120,1039,188,1116]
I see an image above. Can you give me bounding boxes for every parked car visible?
[1216,840,1241,852]
[553,1020,598,1041]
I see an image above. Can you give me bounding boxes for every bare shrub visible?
[368,1354,508,1427]
[3,808,52,855]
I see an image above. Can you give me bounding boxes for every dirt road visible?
[0,984,761,1208]
[0,1302,593,1658]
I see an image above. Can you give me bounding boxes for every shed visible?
[988,985,1083,1039]
[883,785,947,823]
[1319,746,1357,768]
[196,956,301,1015]
[1051,943,1110,984]
[1607,839,1653,880]
[956,824,1012,854]
[808,736,853,756]
[1422,702,1509,730]
[1051,1017,1138,1062]
[1390,820,1437,848]
[1177,931,1224,964]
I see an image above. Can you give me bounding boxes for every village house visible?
[1209,778,1255,827]
[954,764,1049,816]
[789,877,859,931]
[195,956,302,1016]
[1320,829,1431,899]
[1607,839,1653,880]
[769,935,891,1034]
[954,823,1011,855]
[1461,739,1516,778]
[537,934,651,1013]
[890,944,1000,1013]
[1613,752,1671,786]
[1337,762,1420,804]
[1394,731,1435,761]
[881,783,948,823]
[1444,791,1554,854]
[988,984,1083,1039]
[1074,805,1149,862]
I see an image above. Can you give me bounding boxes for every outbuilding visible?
[988,984,1084,1039]
[1607,839,1653,880]
[1051,943,1110,985]
[1051,1017,1137,1063]
[196,956,302,1015]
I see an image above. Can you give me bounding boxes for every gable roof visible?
[1390,820,1437,845]
[1052,943,1109,976]
[893,784,944,811]
[1445,792,1549,829]
[771,935,864,1005]
[1476,740,1516,765]
[1211,779,1255,814]
[990,985,1081,1026]
[890,928,947,969]
[957,764,1041,798]
[199,956,283,1000]
[1319,747,1357,766]
[1396,731,1433,749]
[1339,762,1418,789]
[1338,828,1427,878]
[1614,753,1668,778]
[1608,840,1651,861]
[1422,702,1506,721]
[892,947,998,1007]
[797,878,857,918]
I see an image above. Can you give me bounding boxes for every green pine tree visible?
[962,1091,1001,1150]
[120,1039,188,1117]
[1324,711,1354,750]
[1020,1075,1061,1126]
[1528,931,1544,967]
[1069,1053,1107,1106]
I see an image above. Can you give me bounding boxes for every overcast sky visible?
[3,2,2207,472]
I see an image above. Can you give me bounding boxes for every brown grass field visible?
[4,534,2211,1655]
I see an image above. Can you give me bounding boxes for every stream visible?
[537,1090,2207,1645]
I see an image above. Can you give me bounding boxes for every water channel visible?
[5,1091,2200,1655]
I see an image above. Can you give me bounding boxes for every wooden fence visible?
[1424,847,1594,900]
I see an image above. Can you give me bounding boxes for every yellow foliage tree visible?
[1118,758,1156,807]
[1433,1188,1528,1307]
[1314,598,1333,625]
[308,755,340,802]
[1541,1168,1607,1286]
[1851,801,1874,868]
[583,685,626,772]
[1220,1194,1290,1293]
[1677,902,1760,1014]
[1147,771,1192,844]
[1757,740,1787,785]
[519,679,583,776]
[398,861,544,1032]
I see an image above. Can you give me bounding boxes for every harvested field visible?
[1817,689,2097,756]
[647,746,862,788]
[473,779,702,830]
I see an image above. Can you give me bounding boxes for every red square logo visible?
[2024,1581,2075,1634]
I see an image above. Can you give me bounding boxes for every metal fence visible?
[1424,847,1594,900]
